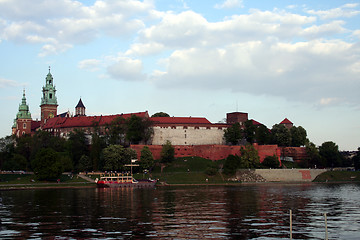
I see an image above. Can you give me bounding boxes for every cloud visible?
[306,3,360,20]
[0,0,154,55]
[215,0,243,9]
[107,57,145,81]
[78,59,101,72]
[0,78,22,88]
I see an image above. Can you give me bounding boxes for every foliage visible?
[65,129,88,172]
[90,129,106,171]
[271,124,291,147]
[255,124,272,145]
[151,112,170,117]
[105,116,126,145]
[319,141,343,167]
[2,154,27,171]
[102,145,137,171]
[78,154,92,172]
[160,140,175,163]
[205,161,219,176]
[126,115,153,145]
[31,148,64,180]
[239,144,260,168]
[140,146,155,171]
[261,155,280,168]
[353,148,360,170]
[224,123,242,145]
[223,154,240,175]
[305,142,324,168]
[243,120,256,144]
[290,126,307,147]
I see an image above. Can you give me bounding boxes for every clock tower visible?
[40,67,58,125]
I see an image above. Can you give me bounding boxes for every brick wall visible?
[131,144,281,162]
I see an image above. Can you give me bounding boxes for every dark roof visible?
[75,98,85,108]
[31,120,41,131]
[280,118,293,124]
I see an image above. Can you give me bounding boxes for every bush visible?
[31,148,64,180]
[223,154,240,175]
[261,155,280,168]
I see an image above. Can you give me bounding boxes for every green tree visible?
[126,115,153,145]
[353,147,360,170]
[160,140,175,163]
[305,142,324,168]
[205,161,219,176]
[78,154,92,172]
[261,155,280,168]
[105,116,126,145]
[224,123,242,145]
[102,145,137,171]
[90,124,106,171]
[14,135,32,170]
[271,124,291,147]
[223,154,241,175]
[140,146,155,171]
[65,129,88,172]
[151,112,170,117]
[319,141,343,167]
[31,148,64,180]
[239,144,260,169]
[2,153,27,171]
[290,126,307,147]
[243,120,256,144]
[255,124,272,145]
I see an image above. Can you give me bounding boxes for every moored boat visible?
[95,174,156,188]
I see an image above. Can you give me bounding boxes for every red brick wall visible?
[280,147,309,163]
[131,144,281,163]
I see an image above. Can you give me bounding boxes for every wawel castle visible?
[12,69,293,148]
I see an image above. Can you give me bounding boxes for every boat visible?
[95,173,156,188]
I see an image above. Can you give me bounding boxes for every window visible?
[185,134,187,138]
[183,126,188,129]
[206,127,210,129]
[23,123,26,129]
[171,126,176,129]
[49,93,52,99]
[218,127,222,130]
[195,126,199,129]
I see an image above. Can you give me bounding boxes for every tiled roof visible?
[42,111,149,129]
[151,116,211,125]
[280,118,293,124]
[75,98,85,108]
[31,120,41,131]
[251,119,262,126]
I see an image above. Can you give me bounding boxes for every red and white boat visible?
[95,174,156,188]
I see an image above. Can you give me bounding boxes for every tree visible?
[271,124,291,147]
[353,147,360,170]
[223,154,240,175]
[65,129,88,172]
[205,161,219,176]
[102,145,137,171]
[290,126,307,147]
[151,112,170,117]
[140,146,155,171]
[2,154,27,171]
[261,155,280,168]
[224,123,242,145]
[243,120,256,144]
[78,155,92,172]
[160,140,175,163]
[239,145,260,169]
[105,116,126,145]
[255,124,272,145]
[319,141,343,167]
[90,123,106,171]
[31,148,64,180]
[306,142,324,168]
[126,115,153,145]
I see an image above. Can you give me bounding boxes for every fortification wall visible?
[152,126,225,145]
[131,144,282,162]
[255,169,327,182]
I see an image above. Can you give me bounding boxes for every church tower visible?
[40,67,58,125]
[75,98,86,116]
[13,89,32,137]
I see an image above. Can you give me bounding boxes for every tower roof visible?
[41,67,58,106]
[280,118,293,124]
[76,98,85,108]
[16,89,32,119]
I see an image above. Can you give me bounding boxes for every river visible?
[0,183,360,239]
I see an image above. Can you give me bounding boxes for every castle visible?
[12,69,297,161]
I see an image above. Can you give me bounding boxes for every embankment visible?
[254,169,327,182]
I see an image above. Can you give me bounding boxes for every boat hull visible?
[97,180,156,188]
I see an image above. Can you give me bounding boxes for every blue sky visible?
[0,0,359,150]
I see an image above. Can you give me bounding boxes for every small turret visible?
[75,98,86,116]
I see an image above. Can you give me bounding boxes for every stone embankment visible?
[233,170,266,182]
[254,169,327,182]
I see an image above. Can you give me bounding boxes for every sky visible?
[0,0,359,151]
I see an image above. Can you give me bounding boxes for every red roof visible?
[251,119,262,126]
[31,120,41,131]
[280,118,293,124]
[151,117,211,125]
[42,111,149,129]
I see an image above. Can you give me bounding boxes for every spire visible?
[16,89,32,119]
[41,67,58,106]
[75,98,86,116]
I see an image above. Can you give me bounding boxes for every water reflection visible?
[0,184,360,239]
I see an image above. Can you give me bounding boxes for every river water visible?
[0,183,360,239]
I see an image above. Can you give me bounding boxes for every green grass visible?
[313,171,360,182]
[0,173,91,187]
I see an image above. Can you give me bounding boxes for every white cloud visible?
[306,3,360,20]
[215,0,243,9]
[107,57,145,81]
[0,78,22,88]
[125,42,165,56]
[78,59,101,71]
[319,98,340,106]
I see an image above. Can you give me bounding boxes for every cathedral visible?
[12,69,293,146]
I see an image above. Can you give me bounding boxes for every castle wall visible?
[131,144,282,162]
[152,126,226,145]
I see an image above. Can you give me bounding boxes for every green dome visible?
[16,90,32,119]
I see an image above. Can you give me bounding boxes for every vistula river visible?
[1,183,360,239]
